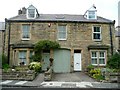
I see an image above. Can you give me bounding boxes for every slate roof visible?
[7,14,114,24]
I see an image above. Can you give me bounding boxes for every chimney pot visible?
[18,9,22,15]
[22,7,26,14]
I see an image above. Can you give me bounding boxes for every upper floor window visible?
[27,5,38,19]
[91,51,106,66]
[28,9,35,18]
[57,25,67,40]
[85,5,97,19]
[22,25,30,40]
[92,26,101,41]
[88,11,96,19]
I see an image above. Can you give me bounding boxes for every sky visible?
[0,0,119,26]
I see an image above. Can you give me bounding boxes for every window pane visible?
[99,51,105,57]
[28,9,35,18]
[58,25,66,39]
[22,25,30,39]
[94,27,100,32]
[93,26,101,40]
[93,33,100,39]
[89,11,95,19]
[19,50,27,65]
[91,51,97,64]
[91,58,97,64]
[92,52,97,57]
[99,58,105,64]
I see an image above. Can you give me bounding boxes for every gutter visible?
[109,21,114,55]
[6,19,114,24]
[6,19,11,64]
[3,20,7,54]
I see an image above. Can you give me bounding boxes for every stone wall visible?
[5,22,116,70]
[0,30,5,54]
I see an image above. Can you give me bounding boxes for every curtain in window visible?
[22,25,30,39]
[89,11,95,19]
[19,50,27,65]
[58,25,66,39]
[93,26,101,40]
[28,9,35,18]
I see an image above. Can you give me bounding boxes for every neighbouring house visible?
[0,22,5,54]
[5,5,116,73]
[0,22,5,68]
[115,26,120,53]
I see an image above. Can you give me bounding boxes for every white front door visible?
[74,53,81,71]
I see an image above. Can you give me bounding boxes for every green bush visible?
[2,64,10,72]
[92,74,104,80]
[34,40,60,52]
[32,40,60,62]
[28,62,42,73]
[1,54,8,65]
[31,54,42,62]
[90,68,105,80]
[107,53,120,69]
[86,64,94,72]
[90,68,101,76]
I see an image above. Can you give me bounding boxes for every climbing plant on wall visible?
[34,40,60,52]
[31,40,60,62]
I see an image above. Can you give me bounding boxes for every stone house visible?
[115,26,120,53]
[0,22,5,54]
[5,5,116,73]
[0,22,5,68]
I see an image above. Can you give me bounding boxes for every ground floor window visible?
[19,50,27,65]
[13,49,34,65]
[91,50,106,66]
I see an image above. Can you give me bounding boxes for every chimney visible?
[22,7,26,14]
[18,9,22,15]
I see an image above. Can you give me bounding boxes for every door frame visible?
[42,50,50,71]
[74,50,82,71]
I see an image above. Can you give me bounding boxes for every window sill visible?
[93,39,102,42]
[92,64,98,66]
[99,64,106,66]
[21,38,30,41]
[58,39,67,41]
[92,64,106,66]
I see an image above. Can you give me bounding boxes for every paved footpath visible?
[0,80,120,88]
[0,72,120,88]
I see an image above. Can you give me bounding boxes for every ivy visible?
[31,40,60,62]
[34,40,60,52]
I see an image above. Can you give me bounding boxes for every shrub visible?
[86,64,94,72]
[28,62,42,73]
[90,68,105,80]
[1,53,8,65]
[34,40,60,52]
[107,53,120,69]
[2,64,10,72]
[90,68,101,76]
[32,40,60,62]
[31,54,42,62]
[92,74,104,80]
